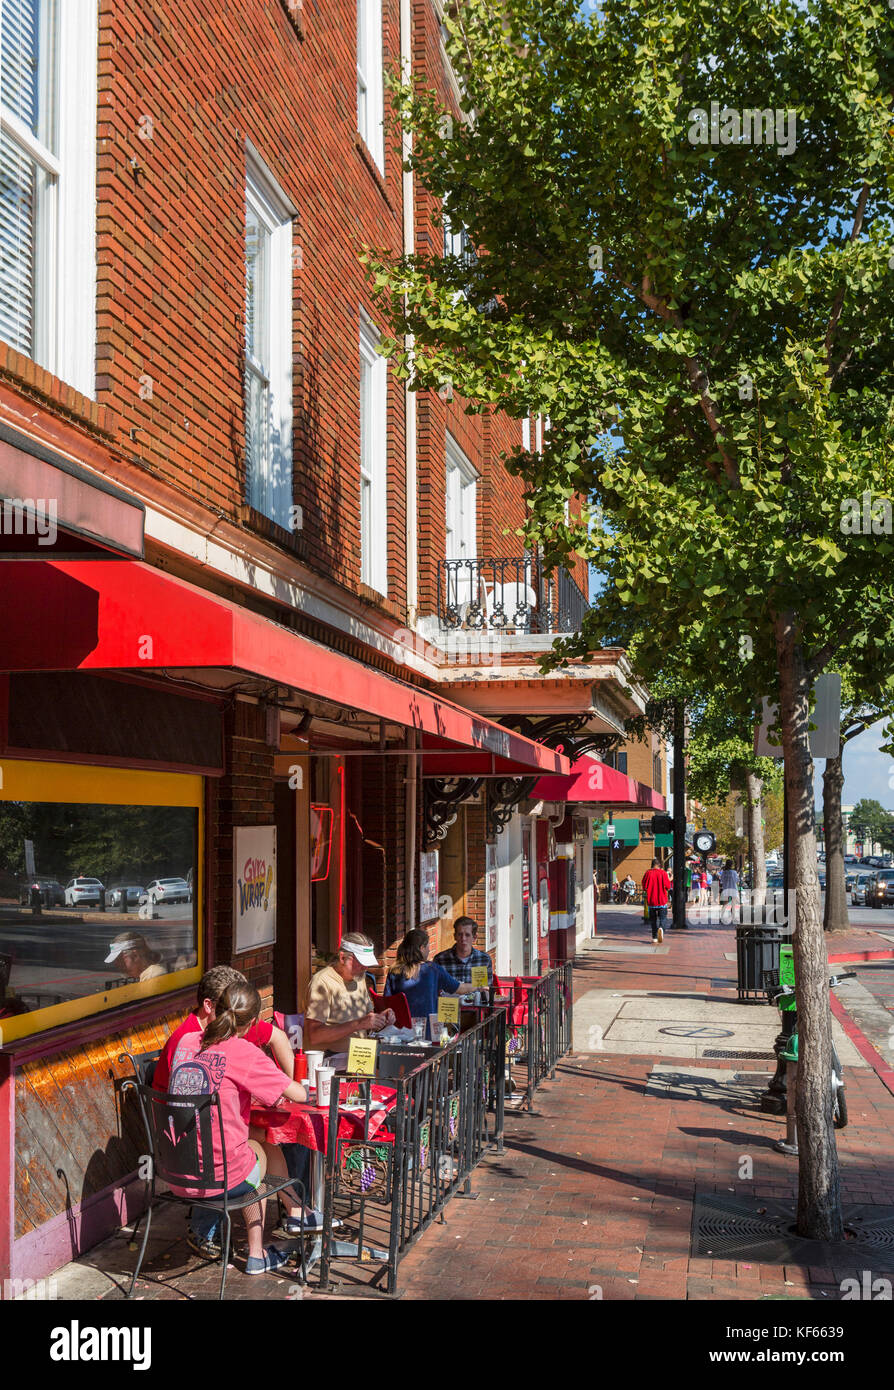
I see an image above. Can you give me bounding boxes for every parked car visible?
[141,877,190,906]
[869,869,894,908]
[18,878,65,908]
[104,884,145,909]
[851,872,874,906]
[63,877,104,908]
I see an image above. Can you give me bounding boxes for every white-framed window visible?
[245,147,295,528]
[359,314,387,594]
[0,0,97,396]
[356,0,384,173]
[445,433,477,560]
[521,416,531,450]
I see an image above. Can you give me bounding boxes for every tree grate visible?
[702,1049,775,1060]
[691,1192,894,1268]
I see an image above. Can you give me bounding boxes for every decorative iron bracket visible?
[502,713,621,764]
[486,776,539,837]
[479,716,623,837]
[423,777,483,845]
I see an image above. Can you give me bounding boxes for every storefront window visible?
[0,761,202,1042]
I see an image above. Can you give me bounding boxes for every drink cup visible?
[315,1066,335,1108]
[304,1050,324,1088]
[412,1017,426,1041]
[428,1013,441,1043]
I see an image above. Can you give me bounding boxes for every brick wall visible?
[89,0,407,603]
[359,752,408,979]
[212,700,275,1011]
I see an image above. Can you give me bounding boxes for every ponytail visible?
[200,981,261,1051]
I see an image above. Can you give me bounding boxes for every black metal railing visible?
[524,963,574,1103]
[438,557,589,635]
[318,1010,506,1296]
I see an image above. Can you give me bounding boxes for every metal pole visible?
[672,700,687,929]
[783,775,789,905]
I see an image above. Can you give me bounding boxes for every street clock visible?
[694,830,716,855]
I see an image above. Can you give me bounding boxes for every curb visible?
[829,993,894,1099]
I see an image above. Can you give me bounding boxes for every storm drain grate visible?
[702,1049,775,1060]
[691,1193,894,1268]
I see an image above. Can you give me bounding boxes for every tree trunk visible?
[822,736,848,933]
[774,610,842,1241]
[745,771,766,905]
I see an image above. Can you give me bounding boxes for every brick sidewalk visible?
[46,907,894,1301]
[374,909,894,1301]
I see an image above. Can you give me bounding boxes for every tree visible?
[368,0,894,1238]
[700,788,784,863]
[849,797,894,854]
[686,693,784,897]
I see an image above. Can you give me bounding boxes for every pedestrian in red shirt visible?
[641,859,672,943]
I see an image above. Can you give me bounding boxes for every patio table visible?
[250,1081,398,1272]
[250,1082,397,1155]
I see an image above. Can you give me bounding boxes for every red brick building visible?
[0,0,660,1284]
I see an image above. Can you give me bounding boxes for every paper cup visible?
[315,1066,335,1108]
[304,1050,324,1087]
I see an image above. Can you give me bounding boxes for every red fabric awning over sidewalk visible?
[0,559,568,777]
[532,753,666,811]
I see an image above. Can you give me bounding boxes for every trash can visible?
[736,915,783,1002]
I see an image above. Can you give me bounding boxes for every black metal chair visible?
[120,1057,305,1299]
[123,1047,161,1087]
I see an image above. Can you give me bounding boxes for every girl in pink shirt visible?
[168,981,308,1275]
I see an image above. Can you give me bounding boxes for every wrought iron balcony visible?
[437,557,589,635]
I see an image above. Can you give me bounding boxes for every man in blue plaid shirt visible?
[434,917,494,985]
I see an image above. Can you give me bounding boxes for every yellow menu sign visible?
[438,995,460,1024]
[470,967,489,989]
[347,1037,378,1076]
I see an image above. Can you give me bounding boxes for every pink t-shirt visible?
[166,1032,287,1196]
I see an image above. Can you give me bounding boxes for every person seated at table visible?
[155,965,319,1252]
[167,980,310,1276]
[384,929,469,1025]
[433,917,494,987]
[153,965,294,1091]
[304,933,396,1059]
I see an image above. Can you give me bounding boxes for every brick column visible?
[213,701,275,1013]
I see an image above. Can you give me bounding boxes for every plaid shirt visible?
[432,945,493,986]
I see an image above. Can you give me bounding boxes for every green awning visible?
[593,817,640,848]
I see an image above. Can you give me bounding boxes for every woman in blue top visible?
[384,929,465,1029]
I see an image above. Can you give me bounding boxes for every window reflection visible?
[0,801,198,1019]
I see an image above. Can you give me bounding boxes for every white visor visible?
[343,943,378,968]
[104,938,140,964]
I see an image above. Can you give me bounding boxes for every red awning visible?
[0,559,568,778]
[533,753,666,811]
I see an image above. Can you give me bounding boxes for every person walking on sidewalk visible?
[719,859,740,922]
[642,859,672,944]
